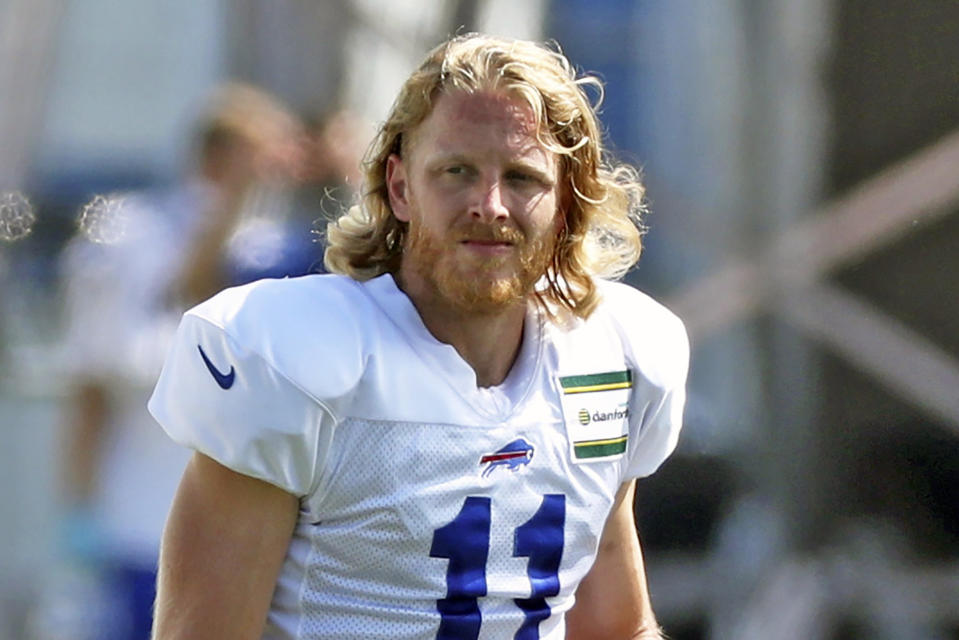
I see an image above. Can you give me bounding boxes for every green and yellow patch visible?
[573,435,629,459]
[559,370,632,394]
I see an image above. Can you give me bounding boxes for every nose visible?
[469,179,510,221]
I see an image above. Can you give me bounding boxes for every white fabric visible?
[149,273,689,639]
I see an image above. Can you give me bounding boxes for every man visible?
[149,34,688,639]
[54,83,302,640]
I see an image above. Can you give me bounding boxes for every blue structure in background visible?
[545,0,683,297]
[545,0,642,160]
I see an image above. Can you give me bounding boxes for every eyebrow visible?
[426,152,556,182]
[505,160,556,185]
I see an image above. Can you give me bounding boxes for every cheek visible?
[412,190,461,230]
[525,193,562,236]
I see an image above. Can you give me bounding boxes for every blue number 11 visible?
[430,494,566,640]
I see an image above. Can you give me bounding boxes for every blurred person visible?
[290,108,368,265]
[48,83,306,640]
[149,34,688,640]
[300,108,366,197]
[177,84,313,297]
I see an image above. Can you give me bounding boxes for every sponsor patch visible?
[558,370,632,462]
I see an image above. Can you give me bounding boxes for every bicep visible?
[566,480,663,640]
[153,452,300,640]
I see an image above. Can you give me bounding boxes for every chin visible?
[439,267,528,314]
[404,228,553,313]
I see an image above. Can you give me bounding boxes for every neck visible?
[395,272,528,388]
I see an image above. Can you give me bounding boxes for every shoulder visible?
[150,275,360,496]
[189,273,369,333]
[592,279,690,386]
[594,279,686,335]
[183,274,375,397]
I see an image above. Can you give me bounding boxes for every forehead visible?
[436,90,535,129]
[407,90,551,162]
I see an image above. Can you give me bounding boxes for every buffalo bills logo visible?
[479,438,534,477]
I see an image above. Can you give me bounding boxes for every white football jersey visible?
[148,273,688,640]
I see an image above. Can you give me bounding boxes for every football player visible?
[149,33,688,640]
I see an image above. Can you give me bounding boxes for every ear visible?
[386,153,411,222]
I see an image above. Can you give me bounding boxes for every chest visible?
[302,407,626,603]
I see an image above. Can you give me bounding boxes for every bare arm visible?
[566,480,664,640]
[152,452,299,640]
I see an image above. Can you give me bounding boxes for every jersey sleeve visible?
[147,310,333,497]
[595,281,690,480]
[624,312,689,479]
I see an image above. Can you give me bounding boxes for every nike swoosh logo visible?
[197,344,235,389]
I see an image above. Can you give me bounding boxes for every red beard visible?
[403,218,556,314]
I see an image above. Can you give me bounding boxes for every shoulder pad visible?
[187,274,371,409]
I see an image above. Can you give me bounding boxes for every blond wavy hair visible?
[325,33,646,319]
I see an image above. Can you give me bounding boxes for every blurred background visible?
[1,1,957,639]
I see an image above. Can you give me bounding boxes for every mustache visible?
[452,221,525,244]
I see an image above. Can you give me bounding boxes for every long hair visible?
[325,33,646,319]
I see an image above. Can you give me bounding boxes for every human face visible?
[386,90,563,314]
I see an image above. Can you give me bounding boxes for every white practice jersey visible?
[148,273,689,640]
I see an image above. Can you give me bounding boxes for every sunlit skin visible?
[386,90,565,386]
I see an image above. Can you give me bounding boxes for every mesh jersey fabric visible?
[148,273,689,639]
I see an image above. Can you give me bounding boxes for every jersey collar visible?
[362,273,544,421]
